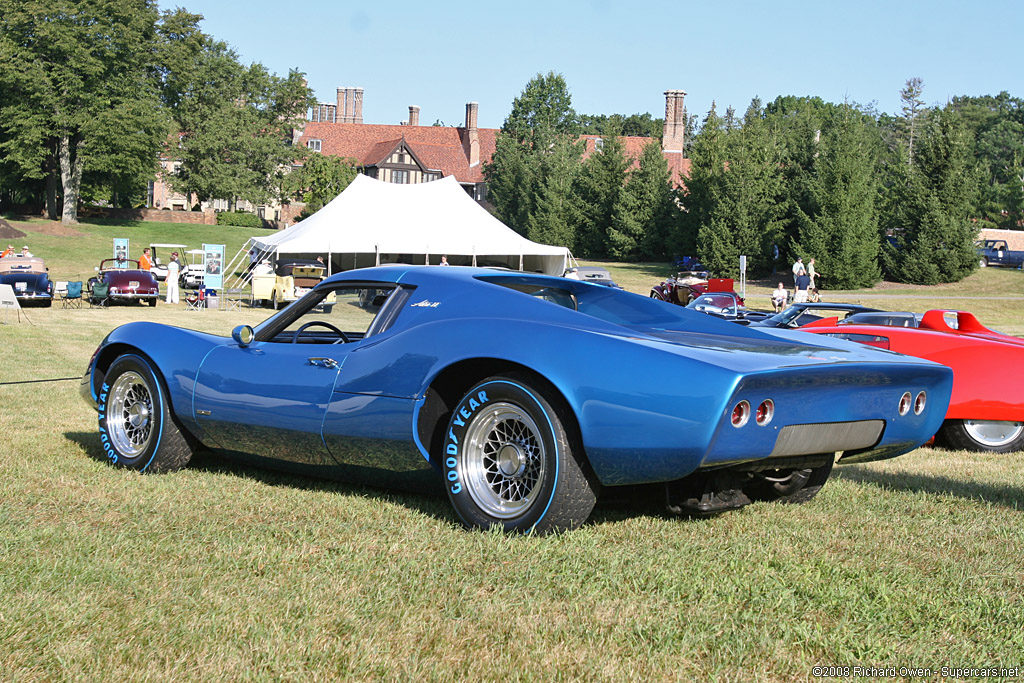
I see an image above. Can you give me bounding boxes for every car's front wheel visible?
[937,419,1024,453]
[98,354,194,472]
[441,375,597,533]
[744,456,835,504]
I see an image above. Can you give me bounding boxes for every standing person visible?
[807,258,821,289]
[439,255,450,266]
[791,256,804,287]
[1,244,13,258]
[771,282,788,312]
[794,270,811,303]
[165,252,180,304]
[138,247,153,271]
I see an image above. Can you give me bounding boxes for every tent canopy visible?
[250,174,569,275]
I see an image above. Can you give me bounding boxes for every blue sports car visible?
[81,266,953,533]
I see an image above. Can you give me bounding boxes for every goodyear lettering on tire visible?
[445,390,489,495]
[97,382,118,463]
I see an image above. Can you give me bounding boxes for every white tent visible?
[249,174,569,275]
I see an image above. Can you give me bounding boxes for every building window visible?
[307,139,322,152]
[595,137,604,151]
[423,172,439,182]
[397,152,407,164]
[391,170,409,184]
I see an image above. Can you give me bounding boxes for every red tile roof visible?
[299,123,688,187]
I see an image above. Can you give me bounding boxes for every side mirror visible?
[232,325,255,347]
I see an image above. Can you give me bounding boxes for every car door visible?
[192,340,348,467]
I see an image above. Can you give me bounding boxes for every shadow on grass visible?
[65,430,704,530]
[834,465,1024,510]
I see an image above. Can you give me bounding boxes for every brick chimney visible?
[662,89,687,153]
[336,87,348,123]
[463,102,480,166]
[352,87,364,124]
[408,105,420,126]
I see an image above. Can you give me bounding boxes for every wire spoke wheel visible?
[462,402,546,519]
[108,371,154,457]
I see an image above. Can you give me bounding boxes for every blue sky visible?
[163,0,1023,129]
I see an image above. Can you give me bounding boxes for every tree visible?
[881,107,979,284]
[0,0,166,223]
[571,131,629,258]
[793,107,881,288]
[281,151,359,217]
[485,72,583,246]
[900,77,926,165]
[609,140,678,260]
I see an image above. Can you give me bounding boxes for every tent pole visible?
[519,254,524,271]
[375,245,380,267]
[328,249,332,276]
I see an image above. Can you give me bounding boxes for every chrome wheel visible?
[461,402,546,519]
[108,371,154,457]
[963,420,1024,448]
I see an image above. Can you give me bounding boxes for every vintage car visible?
[651,271,744,306]
[81,266,953,533]
[270,259,329,309]
[795,310,1024,453]
[575,266,624,289]
[685,292,773,324]
[0,256,53,306]
[90,259,159,306]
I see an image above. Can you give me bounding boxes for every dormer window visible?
[595,137,604,151]
[306,139,322,152]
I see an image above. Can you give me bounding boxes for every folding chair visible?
[88,281,109,308]
[223,288,244,311]
[185,288,205,311]
[61,281,83,309]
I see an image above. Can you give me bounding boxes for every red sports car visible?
[90,259,160,306]
[800,310,1024,452]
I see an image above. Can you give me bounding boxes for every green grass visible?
[2,219,1024,680]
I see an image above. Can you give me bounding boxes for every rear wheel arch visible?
[418,359,587,469]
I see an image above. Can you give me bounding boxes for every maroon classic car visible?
[89,259,159,306]
[650,271,745,306]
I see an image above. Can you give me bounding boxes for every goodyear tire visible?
[98,354,193,473]
[744,456,834,505]
[936,419,1024,453]
[441,374,597,533]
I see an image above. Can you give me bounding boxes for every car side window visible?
[269,285,401,344]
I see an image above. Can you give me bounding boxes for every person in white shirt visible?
[165,253,180,304]
[771,282,788,312]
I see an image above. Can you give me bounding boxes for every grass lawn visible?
[2,218,1023,680]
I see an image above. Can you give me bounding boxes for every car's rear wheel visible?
[937,419,1024,453]
[99,354,193,473]
[442,374,597,533]
[148,297,157,307]
[744,456,835,504]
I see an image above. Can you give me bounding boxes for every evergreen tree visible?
[485,72,583,245]
[881,108,979,283]
[571,131,629,258]
[609,140,677,260]
[793,107,881,288]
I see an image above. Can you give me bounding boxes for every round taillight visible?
[898,392,912,416]
[731,400,750,428]
[755,399,774,426]
[914,391,926,415]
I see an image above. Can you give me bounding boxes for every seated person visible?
[771,282,788,312]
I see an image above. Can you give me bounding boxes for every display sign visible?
[203,243,225,291]
[113,238,130,268]
[0,283,22,323]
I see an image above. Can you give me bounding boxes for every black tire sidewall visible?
[98,354,169,472]
[442,378,562,532]
[940,419,1024,453]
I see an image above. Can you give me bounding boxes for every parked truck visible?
[976,239,1024,268]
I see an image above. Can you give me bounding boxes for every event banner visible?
[203,243,225,291]
[113,238,129,267]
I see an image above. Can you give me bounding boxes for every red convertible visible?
[90,259,160,306]
[800,310,1024,452]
